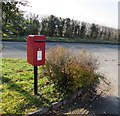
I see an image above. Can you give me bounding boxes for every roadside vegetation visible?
[2,36,119,44]
[2,1,118,44]
[43,46,102,93]
[2,46,105,114]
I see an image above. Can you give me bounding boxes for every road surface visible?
[2,42,119,114]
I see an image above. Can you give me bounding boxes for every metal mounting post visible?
[34,66,38,95]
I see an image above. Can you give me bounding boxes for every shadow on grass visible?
[2,77,51,114]
[51,93,119,116]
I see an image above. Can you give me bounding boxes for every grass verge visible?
[46,37,119,44]
[2,36,119,44]
[1,58,68,114]
[2,36,27,42]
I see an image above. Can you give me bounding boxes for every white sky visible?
[20,0,119,28]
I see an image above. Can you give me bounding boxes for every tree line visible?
[2,1,118,41]
[40,15,118,41]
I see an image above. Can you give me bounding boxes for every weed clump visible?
[42,46,102,94]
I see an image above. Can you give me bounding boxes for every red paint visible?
[27,35,46,66]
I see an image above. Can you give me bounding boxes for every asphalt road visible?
[2,41,119,114]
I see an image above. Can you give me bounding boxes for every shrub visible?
[42,45,101,94]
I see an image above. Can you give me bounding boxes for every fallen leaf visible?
[17,70,23,72]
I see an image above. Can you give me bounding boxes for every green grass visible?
[2,36,119,44]
[2,36,27,42]
[1,59,67,114]
[47,37,119,44]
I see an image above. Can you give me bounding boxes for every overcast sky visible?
[20,0,119,29]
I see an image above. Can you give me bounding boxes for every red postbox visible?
[27,35,46,66]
